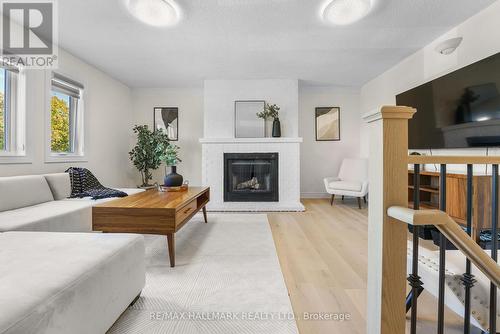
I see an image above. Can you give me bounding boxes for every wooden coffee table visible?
[92,187,210,267]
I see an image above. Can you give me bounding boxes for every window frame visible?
[0,64,30,164]
[0,68,9,152]
[45,71,86,163]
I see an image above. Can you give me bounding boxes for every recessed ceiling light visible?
[125,0,181,27]
[322,0,373,25]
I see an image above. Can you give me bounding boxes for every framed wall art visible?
[315,107,340,141]
[154,107,178,141]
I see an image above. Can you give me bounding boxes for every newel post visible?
[363,106,416,334]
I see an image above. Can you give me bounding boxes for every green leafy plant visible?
[50,95,70,152]
[129,125,170,187]
[161,144,182,166]
[256,103,280,120]
[0,91,4,150]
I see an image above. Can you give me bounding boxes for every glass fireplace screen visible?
[224,153,278,202]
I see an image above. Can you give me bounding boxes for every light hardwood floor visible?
[269,198,476,334]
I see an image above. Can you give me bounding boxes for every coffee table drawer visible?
[176,200,197,223]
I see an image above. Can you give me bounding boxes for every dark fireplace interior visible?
[224,153,279,202]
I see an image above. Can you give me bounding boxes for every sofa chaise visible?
[0,173,146,334]
[0,232,145,334]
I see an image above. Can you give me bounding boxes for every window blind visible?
[2,66,19,73]
[51,73,84,99]
[1,59,20,73]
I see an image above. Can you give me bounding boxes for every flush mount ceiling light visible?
[322,0,373,25]
[125,0,181,27]
[435,37,463,55]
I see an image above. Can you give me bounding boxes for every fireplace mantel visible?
[199,137,303,144]
[200,138,304,212]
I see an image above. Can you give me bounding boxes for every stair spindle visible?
[461,164,476,334]
[438,164,447,334]
[489,164,498,334]
[407,164,423,334]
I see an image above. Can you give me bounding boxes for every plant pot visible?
[164,166,183,187]
[265,119,273,137]
[272,118,281,137]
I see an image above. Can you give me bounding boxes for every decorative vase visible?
[272,118,281,137]
[265,119,273,137]
[164,166,183,187]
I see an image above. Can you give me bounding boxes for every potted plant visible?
[129,125,169,188]
[257,103,281,137]
[161,144,183,187]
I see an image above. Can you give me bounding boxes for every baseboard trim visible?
[301,192,331,199]
[206,202,305,212]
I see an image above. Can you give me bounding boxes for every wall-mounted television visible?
[396,52,500,149]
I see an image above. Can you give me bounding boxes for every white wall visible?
[203,79,299,138]
[360,1,500,164]
[0,49,134,187]
[202,79,362,198]
[299,86,361,197]
[131,82,363,198]
[131,88,204,186]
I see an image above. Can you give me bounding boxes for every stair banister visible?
[388,206,500,288]
[362,106,416,334]
[365,106,500,333]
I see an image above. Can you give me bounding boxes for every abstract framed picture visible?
[315,107,340,141]
[154,107,178,141]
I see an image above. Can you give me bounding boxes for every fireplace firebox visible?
[224,153,279,202]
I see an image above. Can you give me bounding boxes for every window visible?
[0,69,6,151]
[49,73,84,158]
[0,65,26,159]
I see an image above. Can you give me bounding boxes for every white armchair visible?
[323,158,369,209]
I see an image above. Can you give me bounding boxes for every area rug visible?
[108,213,298,334]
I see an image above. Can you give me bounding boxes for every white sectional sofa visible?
[0,173,143,232]
[0,173,146,334]
[0,232,145,334]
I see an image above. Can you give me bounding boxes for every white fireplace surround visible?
[201,137,304,211]
[200,79,303,211]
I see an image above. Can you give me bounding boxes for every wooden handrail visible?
[388,206,500,288]
[387,207,448,226]
[408,155,500,165]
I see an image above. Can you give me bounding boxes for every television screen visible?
[396,52,500,149]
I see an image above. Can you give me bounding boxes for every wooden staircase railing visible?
[387,207,500,287]
[363,106,500,334]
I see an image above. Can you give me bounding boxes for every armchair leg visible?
[330,194,335,205]
[363,195,367,204]
[342,195,344,201]
[357,197,362,209]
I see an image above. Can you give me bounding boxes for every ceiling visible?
[57,0,496,88]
